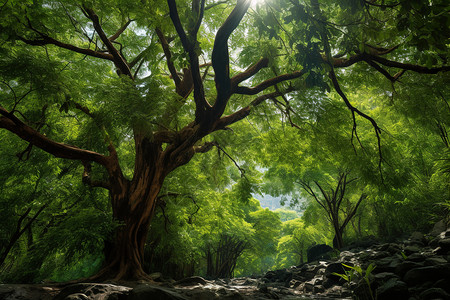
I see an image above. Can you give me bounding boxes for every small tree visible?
[205,234,247,278]
[299,172,367,249]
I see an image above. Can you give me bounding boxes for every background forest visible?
[0,0,449,283]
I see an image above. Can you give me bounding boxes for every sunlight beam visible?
[251,0,266,9]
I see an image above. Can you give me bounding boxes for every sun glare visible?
[251,0,266,9]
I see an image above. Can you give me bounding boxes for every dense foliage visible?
[0,0,449,282]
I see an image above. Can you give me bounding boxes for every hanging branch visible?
[270,95,300,129]
[156,197,172,232]
[310,0,384,180]
[156,192,200,228]
[364,59,399,82]
[329,70,384,181]
[155,192,199,231]
[213,142,246,177]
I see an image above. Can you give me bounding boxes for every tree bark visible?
[92,182,162,280]
[91,134,174,280]
[332,229,344,250]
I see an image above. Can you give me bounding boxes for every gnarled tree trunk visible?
[94,135,178,280]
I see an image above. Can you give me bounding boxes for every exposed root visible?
[86,263,153,283]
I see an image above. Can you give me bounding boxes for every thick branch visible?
[0,106,108,165]
[212,90,287,131]
[211,0,252,117]
[192,0,206,37]
[326,53,364,68]
[231,58,269,85]
[367,54,450,74]
[364,59,397,82]
[155,26,197,98]
[189,0,209,118]
[167,0,210,121]
[330,51,450,75]
[19,35,114,61]
[233,70,304,95]
[167,0,191,51]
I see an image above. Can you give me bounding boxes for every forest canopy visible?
[0,0,449,282]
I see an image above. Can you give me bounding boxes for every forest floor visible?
[1,222,449,299]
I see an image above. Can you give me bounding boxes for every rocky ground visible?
[1,221,449,300]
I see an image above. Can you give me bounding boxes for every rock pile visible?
[269,222,450,300]
[1,222,449,299]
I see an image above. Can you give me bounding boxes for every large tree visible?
[1,0,449,280]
